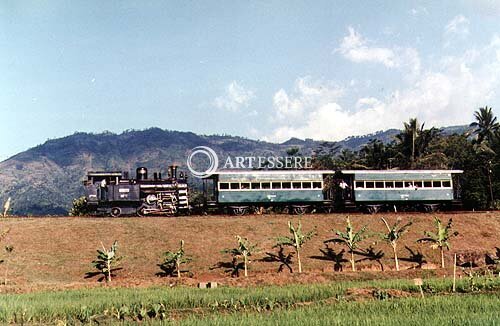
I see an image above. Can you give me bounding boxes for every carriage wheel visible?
[293,206,306,215]
[366,205,381,214]
[232,207,247,216]
[423,204,439,213]
[110,207,122,217]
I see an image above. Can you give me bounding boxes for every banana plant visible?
[417,217,458,268]
[2,197,11,217]
[160,240,192,278]
[379,217,412,271]
[325,216,368,271]
[275,221,316,273]
[92,240,122,282]
[222,236,258,277]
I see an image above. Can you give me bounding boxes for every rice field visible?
[183,293,500,326]
[0,276,499,324]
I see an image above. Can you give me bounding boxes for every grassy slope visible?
[0,212,499,291]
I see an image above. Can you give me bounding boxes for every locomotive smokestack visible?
[168,165,178,179]
[136,167,148,180]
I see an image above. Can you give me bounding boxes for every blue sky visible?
[1,1,500,161]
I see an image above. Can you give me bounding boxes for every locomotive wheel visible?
[136,206,146,217]
[110,207,122,217]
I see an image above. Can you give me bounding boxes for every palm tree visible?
[470,106,500,145]
[361,139,386,169]
[470,107,499,207]
[395,118,441,168]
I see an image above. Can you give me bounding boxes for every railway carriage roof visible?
[341,170,463,174]
[208,170,335,175]
[342,170,463,181]
[206,170,336,182]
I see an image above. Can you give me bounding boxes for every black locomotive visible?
[83,165,189,217]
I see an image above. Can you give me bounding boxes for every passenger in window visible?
[407,182,417,190]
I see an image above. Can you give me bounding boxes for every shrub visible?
[69,196,90,216]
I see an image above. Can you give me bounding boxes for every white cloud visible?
[265,34,500,143]
[409,6,429,17]
[336,27,397,68]
[213,81,255,112]
[336,27,421,79]
[273,77,344,123]
[444,15,470,46]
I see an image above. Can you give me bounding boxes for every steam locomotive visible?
[83,165,463,216]
[83,165,188,217]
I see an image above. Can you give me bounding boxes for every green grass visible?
[183,293,500,326]
[0,276,499,324]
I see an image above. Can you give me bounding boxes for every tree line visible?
[311,106,500,210]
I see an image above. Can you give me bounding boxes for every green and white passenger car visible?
[341,170,463,213]
[203,170,336,215]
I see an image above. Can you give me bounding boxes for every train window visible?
[395,181,403,188]
[302,182,312,189]
[355,181,364,188]
[241,183,250,189]
[375,181,384,188]
[365,182,375,188]
[272,182,281,189]
[292,182,302,189]
[251,182,261,189]
[262,182,271,189]
[423,181,432,188]
[230,183,240,190]
[442,180,451,187]
[386,181,394,188]
[433,181,441,188]
[312,182,322,189]
[219,183,229,190]
[414,181,423,188]
[282,182,292,189]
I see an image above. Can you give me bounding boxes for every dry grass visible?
[1,211,499,293]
